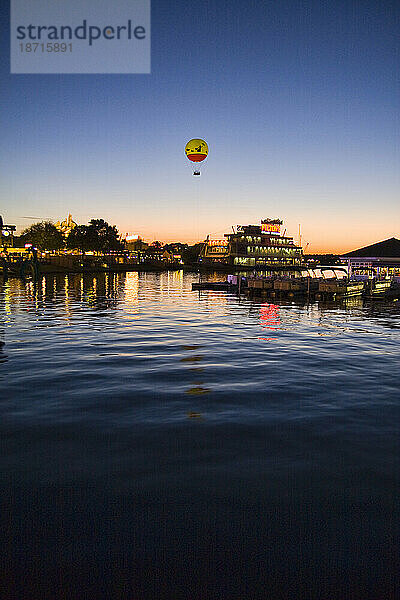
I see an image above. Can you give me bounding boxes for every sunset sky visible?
[1,1,399,253]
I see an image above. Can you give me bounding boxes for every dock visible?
[192,274,400,302]
[192,281,238,291]
[247,277,400,301]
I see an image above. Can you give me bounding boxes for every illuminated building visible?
[124,234,148,252]
[340,238,400,279]
[0,215,16,248]
[200,219,304,271]
[55,214,77,237]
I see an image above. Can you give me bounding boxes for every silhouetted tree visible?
[87,219,123,253]
[149,241,163,251]
[66,225,91,254]
[66,219,123,254]
[163,243,189,254]
[19,221,64,251]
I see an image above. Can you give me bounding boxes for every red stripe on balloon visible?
[187,153,207,162]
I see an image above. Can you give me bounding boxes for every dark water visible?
[1,272,399,599]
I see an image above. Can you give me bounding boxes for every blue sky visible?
[1,0,399,251]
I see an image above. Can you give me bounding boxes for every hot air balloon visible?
[185,139,208,175]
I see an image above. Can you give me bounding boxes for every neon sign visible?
[261,223,280,234]
[208,240,228,247]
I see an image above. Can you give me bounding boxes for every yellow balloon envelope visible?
[185,139,208,163]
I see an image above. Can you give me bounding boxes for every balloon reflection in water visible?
[259,303,281,340]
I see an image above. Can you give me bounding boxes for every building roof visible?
[341,237,400,258]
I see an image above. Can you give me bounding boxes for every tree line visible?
[16,219,123,254]
[14,219,204,263]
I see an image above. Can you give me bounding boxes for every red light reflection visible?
[259,303,281,340]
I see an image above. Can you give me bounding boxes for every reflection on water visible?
[259,302,281,340]
[0,271,399,599]
[0,339,7,364]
